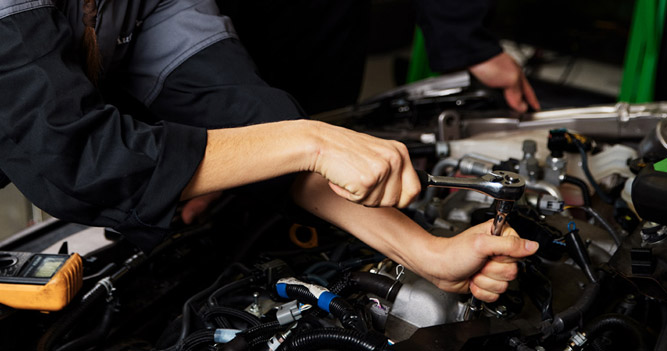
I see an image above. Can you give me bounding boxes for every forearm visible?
[290,172,432,272]
[183,119,421,207]
[181,120,317,199]
[292,172,540,300]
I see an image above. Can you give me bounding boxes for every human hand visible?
[306,121,421,208]
[413,220,539,302]
[469,52,540,113]
[180,191,222,224]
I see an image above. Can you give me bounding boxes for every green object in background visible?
[406,27,440,83]
[654,158,667,172]
[619,0,667,103]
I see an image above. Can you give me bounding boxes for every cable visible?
[207,276,255,306]
[202,306,261,328]
[564,205,622,246]
[277,328,389,351]
[82,262,117,282]
[177,265,255,347]
[181,329,216,351]
[568,133,614,204]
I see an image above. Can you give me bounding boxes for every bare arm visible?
[291,172,539,302]
[181,119,421,208]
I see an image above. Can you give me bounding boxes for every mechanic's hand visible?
[308,121,421,208]
[417,220,538,302]
[181,191,222,224]
[469,52,540,113]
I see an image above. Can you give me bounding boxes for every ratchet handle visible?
[415,170,525,201]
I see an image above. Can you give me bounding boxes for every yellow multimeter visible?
[0,252,83,311]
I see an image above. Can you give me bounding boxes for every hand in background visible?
[469,52,541,113]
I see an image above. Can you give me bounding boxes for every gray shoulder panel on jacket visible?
[0,0,54,20]
[119,0,238,106]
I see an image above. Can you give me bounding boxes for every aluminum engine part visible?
[384,270,467,342]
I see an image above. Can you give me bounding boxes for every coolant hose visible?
[584,313,650,351]
[276,328,389,351]
[329,272,402,302]
[543,278,601,337]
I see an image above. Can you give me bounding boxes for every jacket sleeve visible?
[414,0,503,72]
[0,7,207,251]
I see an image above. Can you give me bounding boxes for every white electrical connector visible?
[276,300,304,325]
[213,329,242,344]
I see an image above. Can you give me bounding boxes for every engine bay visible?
[1,75,666,351]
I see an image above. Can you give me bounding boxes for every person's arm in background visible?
[414,0,540,112]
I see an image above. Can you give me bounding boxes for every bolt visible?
[495,305,508,316]
[249,292,260,315]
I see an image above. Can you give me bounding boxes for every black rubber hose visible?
[350,272,402,302]
[584,313,650,351]
[331,272,402,302]
[563,175,592,207]
[202,306,261,328]
[53,301,115,351]
[568,134,614,204]
[277,328,388,351]
[543,277,601,337]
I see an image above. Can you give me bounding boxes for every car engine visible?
[1,74,666,351]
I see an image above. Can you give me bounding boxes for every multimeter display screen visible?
[22,256,67,279]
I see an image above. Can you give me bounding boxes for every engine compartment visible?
[1,76,666,351]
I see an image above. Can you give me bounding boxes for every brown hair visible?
[82,0,102,85]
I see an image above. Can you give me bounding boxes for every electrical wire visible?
[564,205,622,246]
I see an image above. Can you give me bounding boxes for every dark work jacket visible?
[0,0,305,251]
